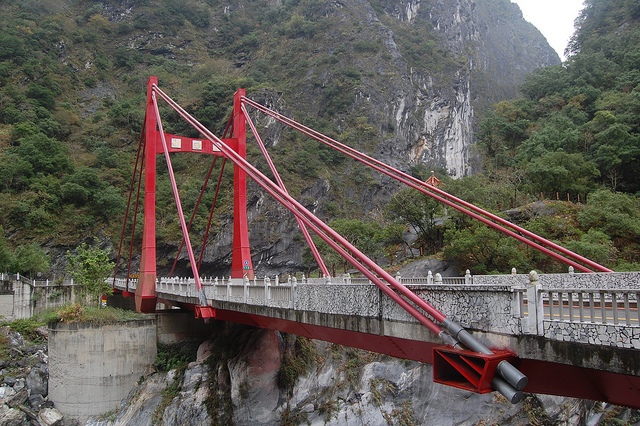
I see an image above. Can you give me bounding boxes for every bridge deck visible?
[112,270,640,407]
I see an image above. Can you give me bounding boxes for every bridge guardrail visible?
[113,270,640,349]
[541,288,639,325]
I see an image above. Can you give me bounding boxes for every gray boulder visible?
[27,364,48,397]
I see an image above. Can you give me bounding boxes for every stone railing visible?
[112,270,640,349]
[524,271,639,349]
[542,288,638,325]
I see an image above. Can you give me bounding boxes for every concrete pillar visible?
[48,319,157,423]
[524,271,543,335]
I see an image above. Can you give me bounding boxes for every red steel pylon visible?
[136,77,254,313]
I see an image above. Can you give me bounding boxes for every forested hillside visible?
[0,0,637,277]
[458,0,640,273]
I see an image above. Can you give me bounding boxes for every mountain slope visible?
[0,0,558,276]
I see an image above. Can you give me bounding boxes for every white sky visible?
[511,0,585,60]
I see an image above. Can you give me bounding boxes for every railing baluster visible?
[623,292,630,325]
[589,292,595,323]
[568,292,574,322]
[600,291,607,324]
[612,292,618,325]
[578,292,584,322]
[518,289,525,318]
[558,291,564,321]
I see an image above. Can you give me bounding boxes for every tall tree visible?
[66,242,114,305]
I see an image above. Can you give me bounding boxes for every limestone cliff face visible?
[193,0,560,277]
[279,0,559,178]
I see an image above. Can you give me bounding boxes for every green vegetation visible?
[1,316,49,343]
[0,0,638,277]
[52,303,145,324]
[154,340,202,372]
[66,241,115,305]
[463,0,640,272]
[0,230,50,275]
[478,0,640,195]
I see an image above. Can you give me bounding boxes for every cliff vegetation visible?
[0,0,637,277]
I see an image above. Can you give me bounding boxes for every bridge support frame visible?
[433,346,518,396]
[137,76,160,313]
[136,77,254,313]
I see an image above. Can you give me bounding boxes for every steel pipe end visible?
[492,377,524,404]
[497,360,529,391]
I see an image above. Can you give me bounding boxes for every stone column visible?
[524,271,543,335]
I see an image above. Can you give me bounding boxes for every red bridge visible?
[112,77,639,409]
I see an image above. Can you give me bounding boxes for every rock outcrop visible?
[84,325,638,426]
[0,326,64,426]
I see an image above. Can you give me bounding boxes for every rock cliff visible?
[84,325,638,426]
[3,321,637,425]
[186,0,560,277]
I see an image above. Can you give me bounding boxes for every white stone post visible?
[524,271,543,335]
[243,277,249,304]
[465,270,472,284]
[264,277,270,303]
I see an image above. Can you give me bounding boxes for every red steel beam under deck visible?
[208,307,640,409]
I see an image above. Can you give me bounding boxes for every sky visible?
[511,0,585,60]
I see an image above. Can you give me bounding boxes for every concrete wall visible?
[0,294,14,320]
[0,279,82,321]
[48,318,157,423]
[0,281,36,320]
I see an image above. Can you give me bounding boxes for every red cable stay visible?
[240,97,612,274]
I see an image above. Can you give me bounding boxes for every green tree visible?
[384,188,445,255]
[376,223,407,265]
[564,229,617,267]
[443,222,530,274]
[0,228,15,273]
[525,151,599,196]
[577,189,640,263]
[12,243,50,277]
[92,185,126,221]
[310,219,384,276]
[13,133,73,179]
[66,241,114,305]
